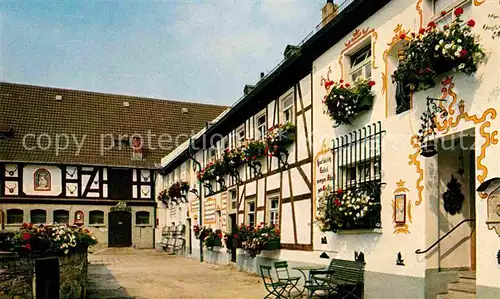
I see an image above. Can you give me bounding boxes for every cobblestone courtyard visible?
[88,248,268,299]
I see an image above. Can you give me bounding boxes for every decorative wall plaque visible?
[34,168,51,191]
[74,210,84,226]
[486,189,500,236]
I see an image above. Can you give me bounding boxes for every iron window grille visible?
[332,121,384,229]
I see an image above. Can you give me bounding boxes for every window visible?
[230,189,238,211]
[268,196,279,226]
[30,209,46,224]
[256,112,267,140]
[53,210,69,224]
[236,125,245,146]
[350,44,372,82]
[89,210,104,225]
[432,0,471,25]
[209,146,217,161]
[281,94,294,123]
[332,122,383,230]
[246,200,256,228]
[222,137,230,151]
[136,211,150,225]
[6,209,23,224]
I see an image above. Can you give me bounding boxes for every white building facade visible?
[157,0,500,297]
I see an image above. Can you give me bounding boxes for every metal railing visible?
[415,218,476,254]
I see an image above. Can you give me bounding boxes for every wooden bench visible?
[307,259,365,298]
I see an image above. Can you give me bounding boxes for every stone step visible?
[448,281,476,294]
[459,271,476,280]
[86,288,135,299]
[436,290,476,299]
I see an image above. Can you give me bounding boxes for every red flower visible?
[399,33,406,40]
[252,155,257,160]
[25,243,32,251]
[324,80,334,88]
[339,79,344,83]
[460,49,468,57]
[428,21,437,28]
[443,25,449,30]
[411,32,416,38]
[345,83,351,88]
[337,188,344,195]
[368,81,376,87]
[334,199,341,207]
[234,234,239,239]
[454,7,464,17]
[440,10,447,16]
[419,28,426,34]
[340,85,344,89]
[467,19,475,27]
[22,233,31,241]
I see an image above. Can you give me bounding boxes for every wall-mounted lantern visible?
[418,97,448,158]
[477,177,500,236]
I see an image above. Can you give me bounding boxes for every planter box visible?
[264,240,280,250]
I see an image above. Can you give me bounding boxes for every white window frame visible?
[349,44,372,82]
[208,146,217,161]
[222,136,230,152]
[281,92,294,124]
[229,188,238,211]
[431,0,471,25]
[267,195,279,227]
[255,110,267,140]
[246,199,256,228]
[236,125,245,146]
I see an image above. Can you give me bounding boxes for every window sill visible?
[4,223,22,227]
[135,224,152,227]
[336,228,383,235]
[88,224,105,227]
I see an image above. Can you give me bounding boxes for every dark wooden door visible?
[108,211,132,247]
[35,257,60,299]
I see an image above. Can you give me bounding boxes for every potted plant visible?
[168,181,190,201]
[393,8,485,92]
[266,122,297,157]
[197,161,217,182]
[242,139,266,162]
[323,77,376,127]
[157,189,170,206]
[204,229,222,249]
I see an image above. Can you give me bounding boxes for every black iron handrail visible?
[415,219,475,254]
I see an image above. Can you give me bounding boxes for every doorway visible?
[229,213,237,262]
[108,211,132,247]
[436,134,476,271]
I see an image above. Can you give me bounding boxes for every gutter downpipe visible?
[188,138,203,263]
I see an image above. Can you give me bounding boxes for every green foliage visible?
[323,77,376,127]
[393,11,486,92]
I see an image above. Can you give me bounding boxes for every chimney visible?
[260,72,265,79]
[322,0,338,27]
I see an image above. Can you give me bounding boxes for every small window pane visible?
[30,209,46,224]
[7,209,23,224]
[230,190,237,210]
[365,64,372,79]
[89,210,104,225]
[53,210,69,224]
[136,211,150,225]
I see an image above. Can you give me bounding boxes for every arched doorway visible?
[108,211,132,247]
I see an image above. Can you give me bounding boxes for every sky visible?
[1,0,327,106]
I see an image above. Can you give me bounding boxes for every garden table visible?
[292,265,326,297]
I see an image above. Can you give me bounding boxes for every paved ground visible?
[87,248,268,299]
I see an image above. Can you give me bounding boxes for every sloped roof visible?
[0,82,228,169]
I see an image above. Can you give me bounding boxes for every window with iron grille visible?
[331,122,384,229]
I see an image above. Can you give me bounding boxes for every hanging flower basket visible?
[223,147,245,173]
[393,8,486,92]
[157,189,170,206]
[242,139,267,162]
[323,77,375,127]
[266,122,297,156]
[167,181,190,201]
[197,161,217,181]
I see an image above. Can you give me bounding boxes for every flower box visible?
[323,78,375,127]
[264,239,280,250]
[393,8,485,92]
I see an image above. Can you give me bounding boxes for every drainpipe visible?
[188,138,203,263]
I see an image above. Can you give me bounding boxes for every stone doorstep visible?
[448,280,477,294]
[436,290,476,299]
[459,271,476,280]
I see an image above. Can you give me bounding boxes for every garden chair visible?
[260,265,288,298]
[274,261,302,298]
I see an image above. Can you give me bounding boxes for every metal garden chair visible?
[259,265,288,298]
[274,261,302,298]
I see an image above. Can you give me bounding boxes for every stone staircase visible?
[437,271,476,299]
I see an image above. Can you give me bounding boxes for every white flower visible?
[435,45,441,51]
[356,213,360,217]
[457,39,462,43]
[364,206,368,211]
[458,63,466,70]
[439,39,444,45]
[455,51,461,57]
